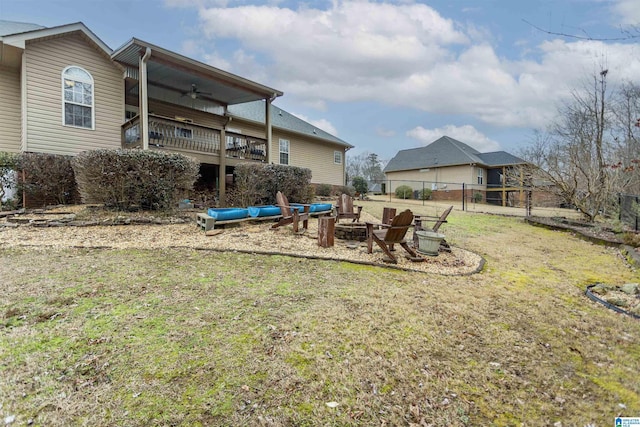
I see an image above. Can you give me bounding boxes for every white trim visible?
[2,22,112,54]
[61,65,95,130]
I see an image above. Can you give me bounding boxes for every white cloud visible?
[174,1,640,132]
[196,1,468,85]
[612,0,640,26]
[407,125,500,152]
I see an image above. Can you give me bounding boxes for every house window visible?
[334,151,342,165]
[477,167,484,185]
[62,66,94,129]
[279,139,290,165]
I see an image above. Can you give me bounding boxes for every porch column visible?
[265,97,273,164]
[139,47,151,150]
[219,126,227,206]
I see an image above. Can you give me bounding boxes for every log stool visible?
[318,216,335,248]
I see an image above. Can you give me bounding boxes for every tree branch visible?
[522,19,639,41]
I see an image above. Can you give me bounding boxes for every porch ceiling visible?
[112,38,283,106]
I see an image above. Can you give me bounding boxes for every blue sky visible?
[1,0,639,163]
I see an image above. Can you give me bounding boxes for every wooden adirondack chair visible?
[366,209,420,263]
[271,191,310,233]
[335,194,362,223]
[412,205,453,252]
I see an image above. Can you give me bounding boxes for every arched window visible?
[62,66,94,129]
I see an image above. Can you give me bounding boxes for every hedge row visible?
[228,163,313,207]
[72,149,200,211]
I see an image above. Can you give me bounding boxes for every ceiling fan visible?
[182,83,212,99]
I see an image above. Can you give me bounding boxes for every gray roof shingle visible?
[384,136,484,172]
[384,135,524,172]
[228,101,352,148]
[0,20,46,37]
[476,151,526,166]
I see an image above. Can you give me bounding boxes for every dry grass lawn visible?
[1,200,639,426]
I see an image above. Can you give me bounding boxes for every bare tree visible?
[346,151,385,184]
[612,81,640,194]
[521,67,617,221]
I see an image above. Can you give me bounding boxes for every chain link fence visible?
[369,179,531,212]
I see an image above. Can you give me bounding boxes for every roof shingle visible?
[228,101,352,148]
[384,135,524,172]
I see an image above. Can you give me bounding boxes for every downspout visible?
[139,47,151,150]
[266,94,276,164]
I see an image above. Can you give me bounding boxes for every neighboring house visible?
[0,20,352,204]
[384,136,527,206]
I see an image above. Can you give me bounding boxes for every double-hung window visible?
[279,139,290,165]
[62,66,94,129]
[477,167,484,185]
[334,151,342,165]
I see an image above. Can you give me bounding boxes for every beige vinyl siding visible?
[23,34,123,155]
[272,130,346,186]
[386,165,481,192]
[0,44,23,69]
[0,65,22,153]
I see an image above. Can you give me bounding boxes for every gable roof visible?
[228,101,353,148]
[384,135,524,172]
[384,136,483,172]
[0,21,112,55]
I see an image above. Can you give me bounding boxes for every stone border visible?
[585,284,640,320]
[524,216,623,247]
[186,246,487,277]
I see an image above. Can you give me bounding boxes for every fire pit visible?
[334,222,368,241]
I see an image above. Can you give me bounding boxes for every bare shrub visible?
[229,163,313,206]
[17,152,78,206]
[72,149,199,211]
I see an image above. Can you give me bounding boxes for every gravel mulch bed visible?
[0,207,483,275]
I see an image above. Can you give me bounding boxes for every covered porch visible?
[111,38,282,204]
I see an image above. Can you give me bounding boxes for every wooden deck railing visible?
[122,115,267,162]
[225,132,267,162]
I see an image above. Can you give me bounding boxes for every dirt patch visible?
[0,205,483,276]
